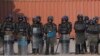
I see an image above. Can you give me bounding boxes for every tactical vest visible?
[86,24,99,34]
[46,24,56,38]
[32,24,42,34]
[98,24,100,33]
[18,23,27,33]
[59,22,71,34]
[74,22,86,32]
[4,22,14,31]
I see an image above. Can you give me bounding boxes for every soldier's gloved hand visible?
[27,40,30,44]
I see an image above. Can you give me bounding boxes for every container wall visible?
[1,0,100,38]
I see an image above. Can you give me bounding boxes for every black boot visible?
[45,40,49,55]
[83,42,87,53]
[75,44,80,54]
[37,49,39,54]
[90,45,95,54]
[95,44,98,54]
[32,49,37,54]
[80,44,84,54]
[51,46,54,55]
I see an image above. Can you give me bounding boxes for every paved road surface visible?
[0,39,100,56]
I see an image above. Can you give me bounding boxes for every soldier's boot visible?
[75,44,80,54]
[94,45,97,54]
[90,45,94,54]
[45,43,49,55]
[95,45,98,54]
[39,44,44,54]
[45,48,49,55]
[32,49,37,54]
[80,44,84,54]
[51,46,54,55]
[83,42,87,53]
[37,49,39,54]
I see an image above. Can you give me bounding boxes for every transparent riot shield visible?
[4,32,14,56]
[61,34,70,54]
[18,35,28,55]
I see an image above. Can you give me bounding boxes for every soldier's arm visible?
[27,23,31,44]
[58,24,61,34]
[13,22,16,33]
[13,23,18,41]
[54,23,57,32]
[69,22,72,33]
[30,25,33,37]
[1,22,6,32]
[41,23,44,34]
[15,23,19,41]
[43,24,47,40]
[74,22,77,30]
[27,23,32,37]
[15,23,18,34]
[0,22,5,38]
[43,24,47,34]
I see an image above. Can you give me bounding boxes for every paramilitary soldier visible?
[93,17,99,54]
[44,16,57,55]
[83,16,90,53]
[86,19,99,54]
[58,16,72,54]
[31,16,44,54]
[2,15,15,55]
[74,14,86,54]
[0,18,4,53]
[16,16,31,55]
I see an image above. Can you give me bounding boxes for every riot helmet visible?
[61,16,68,23]
[18,16,27,23]
[84,16,89,24]
[84,16,89,21]
[33,16,41,23]
[89,20,94,25]
[48,16,53,23]
[77,14,83,22]
[93,16,99,24]
[5,15,13,22]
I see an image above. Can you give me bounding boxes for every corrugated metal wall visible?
[0,0,100,37]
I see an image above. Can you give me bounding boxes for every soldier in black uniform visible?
[0,18,4,53]
[83,16,89,53]
[86,19,99,54]
[31,16,44,54]
[58,16,72,54]
[93,17,99,54]
[44,16,57,55]
[74,14,86,54]
[84,16,89,27]
[16,16,31,55]
[2,15,15,55]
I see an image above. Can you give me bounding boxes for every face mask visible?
[48,20,53,23]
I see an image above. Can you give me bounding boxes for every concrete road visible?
[13,39,75,54]
[0,39,100,56]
